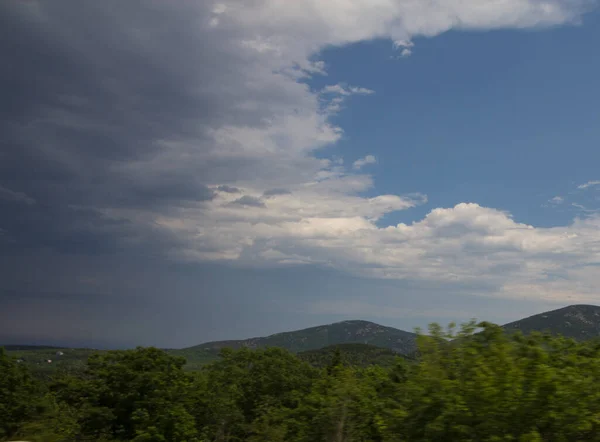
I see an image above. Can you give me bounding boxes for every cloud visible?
[578,180,600,189]
[216,0,590,65]
[217,185,241,193]
[394,39,415,57]
[321,84,374,96]
[394,40,414,49]
[0,185,36,205]
[353,155,377,170]
[0,0,597,335]
[571,203,598,214]
[310,299,484,321]
[168,200,600,304]
[263,188,292,197]
[348,86,375,95]
[230,195,266,208]
[319,84,375,114]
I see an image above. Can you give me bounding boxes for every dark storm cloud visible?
[0,0,314,260]
[0,199,131,254]
[0,1,225,257]
[0,1,322,347]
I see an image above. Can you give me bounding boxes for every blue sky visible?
[1,1,600,347]
[316,12,600,228]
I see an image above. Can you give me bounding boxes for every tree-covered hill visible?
[7,304,600,378]
[3,320,417,376]
[188,319,418,355]
[502,304,600,340]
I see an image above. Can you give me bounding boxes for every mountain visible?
[502,304,600,340]
[187,320,418,355]
[2,321,417,375]
[298,343,408,368]
[9,305,600,376]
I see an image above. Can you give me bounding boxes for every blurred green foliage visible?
[4,322,600,441]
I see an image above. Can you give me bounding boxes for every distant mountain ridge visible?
[502,304,600,340]
[187,319,418,355]
[188,305,600,357]
[7,305,600,375]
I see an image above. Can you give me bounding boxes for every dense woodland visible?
[3,321,600,442]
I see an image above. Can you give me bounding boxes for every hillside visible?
[7,305,600,376]
[2,319,417,375]
[298,343,407,368]
[188,320,418,355]
[502,304,600,340]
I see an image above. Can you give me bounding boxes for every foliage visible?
[0,347,40,439]
[164,348,221,371]
[6,320,600,441]
[298,343,406,369]
[5,347,221,377]
[49,347,198,441]
[191,347,316,441]
[380,321,600,441]
[5,347,99,379]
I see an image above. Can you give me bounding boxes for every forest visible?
[2,321,600,442]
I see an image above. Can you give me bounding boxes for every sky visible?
[1,0,600,348]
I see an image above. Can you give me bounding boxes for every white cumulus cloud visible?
[353,155,377,170]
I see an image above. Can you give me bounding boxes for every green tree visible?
[10,322,600,442]
[0,347,40,440]
[382,321,600,442]
[52,347,197,441]
[327,347,344,375]
[286,362,384,442]
[193,347,315,441]
[14,392,81,442]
